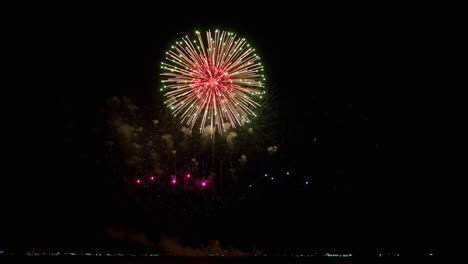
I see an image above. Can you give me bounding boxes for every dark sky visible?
[4,9,440,255]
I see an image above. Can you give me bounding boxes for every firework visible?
[160,29,265,136]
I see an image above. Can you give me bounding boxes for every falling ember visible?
[160,30,265,136]
[172,179,176,184]
[136,179,141,184]
[186,174,191,178]
[150,176,155,181]
[201,181,207,187]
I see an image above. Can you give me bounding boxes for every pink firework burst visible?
[160,29,265,136]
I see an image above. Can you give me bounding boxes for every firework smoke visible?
[159,236,255,257]
[180,126,192,136]
[226,132,237,148]
[161,134,174,150]
[239,154,247,166]
[267,145,278,154]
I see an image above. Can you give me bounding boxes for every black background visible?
[3,7,441,255]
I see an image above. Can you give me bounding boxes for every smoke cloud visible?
[161,134,174,150]
[239,154,247,166]
[203,125,216,137]
[192,158,199,167]
[114,119,136,141]
[226,132,237,148]
[105,228,259,257]
[128,104,138,111]
[222,122,232,132]
[105,227,156,248]
[159,236,253,257]
[181,126,192,136]
[267,146,278,154]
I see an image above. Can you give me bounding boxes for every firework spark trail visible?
[161,30,265,136]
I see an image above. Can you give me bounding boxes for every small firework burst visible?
[160,29,265,136]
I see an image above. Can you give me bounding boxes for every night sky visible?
[4,10,440,256]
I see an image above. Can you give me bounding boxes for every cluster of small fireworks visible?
[134,173,212,193]
[160,29,266,136]
[243,170,313,190]
[134,169,311,193]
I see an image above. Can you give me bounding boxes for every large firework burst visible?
[160,29,265,136]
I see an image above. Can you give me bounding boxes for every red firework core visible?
[191,63,233,96]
